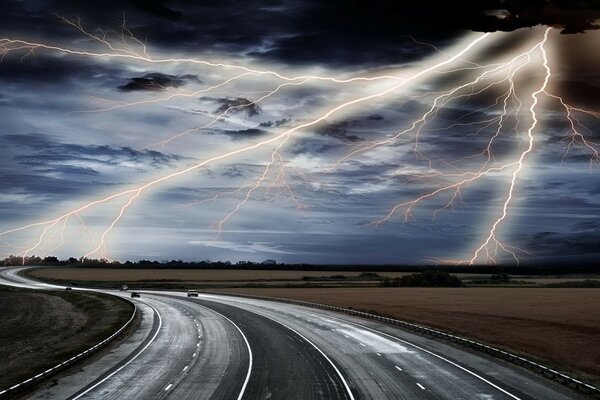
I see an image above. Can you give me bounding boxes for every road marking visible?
[187,301,253,400]
[72,302,163,400]
[417,383,425,390]
[165,383,173,391]
[183,365,189,372]
[325,315,522,400]
[395,366,403,372]
[244,313,356,400]
[359,342,366,347]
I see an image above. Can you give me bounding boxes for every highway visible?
[0,267,590,400]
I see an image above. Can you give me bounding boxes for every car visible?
[120,284,128,291]
[187,290,198,297]
[65,287,72,290]
[131,291,141,298]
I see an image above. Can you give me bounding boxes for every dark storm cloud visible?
[259,118,291,128]
[118,73,199,92]
[0,173,91,196]
[315,121,363,143]
[200,97,262,117]
[1,0,598,72]
[128,0,183,20]
[524,230,600,258]
[1,133,183,171]
[0,55,125,86]
[289,139,339,156]
[217,128,266,139]
[222,166,244,178]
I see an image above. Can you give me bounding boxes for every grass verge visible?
[0,285,133,391]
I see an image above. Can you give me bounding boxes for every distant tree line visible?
[380,270,463,287]
[2,255,600,274]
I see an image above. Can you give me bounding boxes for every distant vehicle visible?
[120,284,129,291]
[65,287,72,290]
[131,291,141,298]
[187,290,198,297]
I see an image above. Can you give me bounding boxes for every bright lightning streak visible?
[467,27,552,265]
[2,17,598,266]
[0,32,491,261]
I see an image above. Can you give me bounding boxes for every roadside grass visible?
[0,285,133,391]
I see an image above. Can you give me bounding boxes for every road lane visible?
[170,295,353,400]
[183,292,589,400]
[0,267,592,400]
[151,296,250,400]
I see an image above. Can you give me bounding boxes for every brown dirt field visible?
[27,268,406,282]
[216,287,600,385]
[0,286,133,390]
[30,267,592,283]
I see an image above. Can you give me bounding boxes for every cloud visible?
[259,118,291,128]
[200,97,262,117]
[129,0,183,20]
[315,121,363,143]
[118,72,199,91]
[0,133,185,181]
[215,128,267,139]
[189,240,294,254]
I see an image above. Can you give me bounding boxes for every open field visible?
[27,268,405,281]
[22,268,600,384]
[0,285,133,390]
[25,267,600,288]
[216,287,600,385]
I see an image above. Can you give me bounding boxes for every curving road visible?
[0,267,590,400]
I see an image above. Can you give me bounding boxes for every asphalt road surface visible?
[0,267,590,400]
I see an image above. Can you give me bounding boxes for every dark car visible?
[65,287,72,290]
[131,291,141,298]
[187,290,198,297]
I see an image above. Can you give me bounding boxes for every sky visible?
[0,0,599,265]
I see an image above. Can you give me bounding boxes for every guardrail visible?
[212,291,600,399]
[0,299,137,399]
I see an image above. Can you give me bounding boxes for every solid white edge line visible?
[71,302,163,400]
[0,269,137,396]
[248,312,355,400]
[213,295,521,400]
[323,314,522,400]
[186,303,252,400]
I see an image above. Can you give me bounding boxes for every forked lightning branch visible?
[0,20,598,265]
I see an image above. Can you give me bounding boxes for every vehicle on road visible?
[120,284,128,291]
[131,291,141,298]
[65,287,72,290]
[187,290,198,297]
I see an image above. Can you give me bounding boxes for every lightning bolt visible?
[1,17,598,266]
[0,29,491,261]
